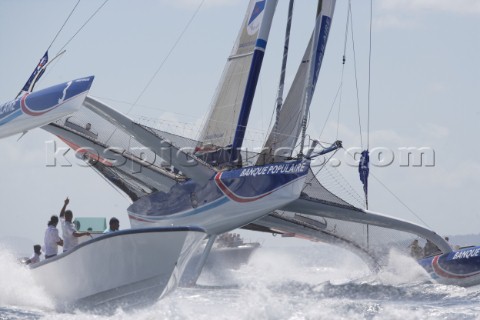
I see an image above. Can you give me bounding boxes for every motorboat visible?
[28,226,205,311]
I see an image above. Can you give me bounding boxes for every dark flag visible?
[359,150,370,197]
[18,51,49,96]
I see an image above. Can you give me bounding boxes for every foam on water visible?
[2,244,480,319]
[0,247,54,312]
[374,249,432,286]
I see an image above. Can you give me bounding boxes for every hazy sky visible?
[0,0,479,251]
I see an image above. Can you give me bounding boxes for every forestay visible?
[258,0,336,164]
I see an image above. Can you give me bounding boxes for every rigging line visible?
[349,3,364,150]
[336,1,352,141]
[90,95,202,120]
[47,0,81,51]
[323,166,364,207]
[367,0,373,150]
[304,149,339,188]
[126,0,206,115]
[343,148,432,228]
[318,0,351,142]
[105,0,205,145]
[37,50,66,83]
[336,81,342,139]
[318,79,342,139]
[370,173,432,229]
[311,148,364,206]
[260,98,279,151]
[57,0,110,54]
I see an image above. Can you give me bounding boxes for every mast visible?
[257,0,336,165]
[272,0,295,156]
[229,0,278,163]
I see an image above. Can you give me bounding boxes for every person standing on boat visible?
[409,239,423,259]
[59,197,70,236]
[44,215,63,259]
[59,197,90,252]
[25,244,42,264]
[103,217,120,234]
[423,239,440,257]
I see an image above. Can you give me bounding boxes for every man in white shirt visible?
[60,198,90,252]
[44,215,63,259]
[59,197,70,236]
[25,244,42,264]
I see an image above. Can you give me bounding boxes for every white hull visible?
[2,92,87,136]
[30,227,205,311]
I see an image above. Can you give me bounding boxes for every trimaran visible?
[4,0,480,311]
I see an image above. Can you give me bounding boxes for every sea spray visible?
[1,243,480,319]
[375,249,432,286]
[0,246,54,310]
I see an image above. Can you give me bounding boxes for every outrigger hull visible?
[418,246,480,287]
[0,76,94,139]
[29,227,206,311]
[128,160,310,235]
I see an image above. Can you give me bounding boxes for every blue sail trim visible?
[256,39,267,50]
[230,48,266,162]
[310,15,332,97]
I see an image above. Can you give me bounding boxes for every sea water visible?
[1,244,480,320]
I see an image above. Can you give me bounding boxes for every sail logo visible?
[239,162,307,177]
[246,0,265,35]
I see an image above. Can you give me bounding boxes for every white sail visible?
[197,0,277,150]
[258,0,336,164]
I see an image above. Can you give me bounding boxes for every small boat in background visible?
[210,233,261,269]
[180,232,260,286]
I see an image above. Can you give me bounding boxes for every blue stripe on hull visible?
[128,160,309,219]
[22,76,93,114]
[0,76,94,126]
[0,109,22,125]
[419,246,480,280]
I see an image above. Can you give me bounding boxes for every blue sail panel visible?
[310,15,333,95]
[230,49,266,162]
[197,0,277,151]
[229,0,278,162]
